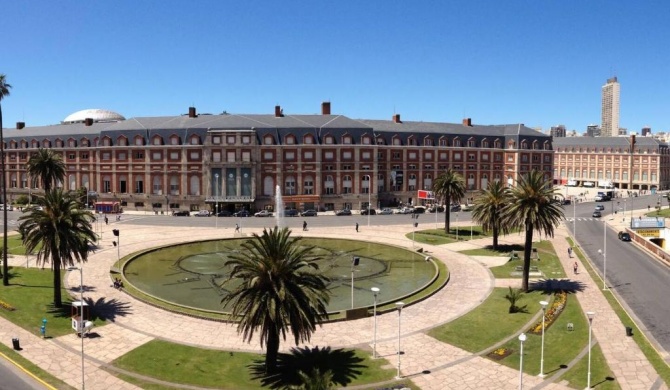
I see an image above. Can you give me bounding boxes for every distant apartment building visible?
[1,103,554,213]
[553,135,670,191]
[586,124,601,137]
[550,125,566,138]
[601,77,620,137]
[642,126,652,137]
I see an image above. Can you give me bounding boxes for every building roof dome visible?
[62,109,125,124]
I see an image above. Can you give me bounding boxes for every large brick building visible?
[2,102,553,213]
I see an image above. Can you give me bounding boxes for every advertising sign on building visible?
[637,229,660,238]
[418,190,435,200]
[631,218,665,229]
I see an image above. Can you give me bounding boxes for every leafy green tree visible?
[18,190,97,307]
[27,148,66,192]
[221,227,330,373]
[433,168,466,233]
[502,171,564,291]
[471,180,510,250]
[0,74,11,285]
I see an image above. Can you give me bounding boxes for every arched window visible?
[153,176,162,194]
[170,176,179,195]
[324,175,335,194]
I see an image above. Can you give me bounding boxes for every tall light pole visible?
[395,301,404,379]
[364,175,371,227]
[623,199,627,222]
[68,267,85,390]
[456,212,459,241]
[351,257,359,309]
[573,199,576,243]
[598,220,607,290]
[371,287,380,359]
[113,229,120,271]
[586,311,595,389]
[518,333,527,390]
[215,173,219,228]
[539,301,548,377]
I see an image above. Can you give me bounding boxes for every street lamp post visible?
[586,311,595,389]
[573,199,576,243]
[539,301,549,377]
[113,229,120,270]
[371,287,380,359]
[395,301,404,379]
[68,267,85,390]
[456,212,459,240]
[518,333,527,390]
[364,175,371,227]
[598,220,607,290]
[215,174,219,229]
[351,257,359,309]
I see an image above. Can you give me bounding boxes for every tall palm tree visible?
[18,190,96,307]
[433,168,466,233]
[471,180,510,250]
[27,148,66,192]
[502,171,564,291]
[0,74,12,285]
[221,227,330,373]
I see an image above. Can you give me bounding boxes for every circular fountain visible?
[122,237,441,315]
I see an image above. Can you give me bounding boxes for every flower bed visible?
[529,291,567,335]
[0,299,16,311]
[487,347,513,361]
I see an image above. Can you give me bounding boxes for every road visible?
[0,356,46,390]
[566,193,670,354]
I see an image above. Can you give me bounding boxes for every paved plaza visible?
[1,212,668,389]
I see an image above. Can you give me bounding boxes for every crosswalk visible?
[566,217,610,222]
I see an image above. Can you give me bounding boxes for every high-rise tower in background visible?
[601,77,620,137]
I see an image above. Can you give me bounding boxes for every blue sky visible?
[2,1,669,133]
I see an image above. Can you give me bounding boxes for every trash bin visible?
[12,337,20,350]
[626,326,634,337]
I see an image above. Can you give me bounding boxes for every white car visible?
[254,210,273,217]
[378,208,394,215]
[0,204,14,211]
[193,210,211,217]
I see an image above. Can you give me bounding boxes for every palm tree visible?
[502,171,564,291]
[471,180,510,250]
[221,226,330,373]
[18,190,96,307]
[27,148,66,192]
[0,74,12,286]
[433,168,466,233]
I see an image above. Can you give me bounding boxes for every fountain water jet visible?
[275,185,285,228]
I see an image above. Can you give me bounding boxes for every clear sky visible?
[1,1,669,133]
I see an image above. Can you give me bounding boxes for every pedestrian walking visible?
[573,261,578,274]
[355,222,359,232]
[303,221,307,231]
[568,247,572,258]
[235,223,240,233]
[104,216,109,225]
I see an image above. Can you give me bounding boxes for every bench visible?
[514,265,539,272]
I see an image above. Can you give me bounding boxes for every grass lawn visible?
[428,288,545,352]
[558,343,620,390]
[0,343,77,390]
[0,267,105,337]
[1,234,39,256]
[488,240,567,279]
[110,339,407,389]
[409,226,489,245]
[569,237,670,387]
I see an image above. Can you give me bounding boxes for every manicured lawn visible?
[488,240,567,279]
[428,288,545,352]
[2,234,39,256]
[0,267,105,337]
[409,226,488,245]
[558,343,620,390]
[0,343,76,390]
[110,339,405,389]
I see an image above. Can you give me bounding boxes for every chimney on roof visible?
[188,107,197,118]
[16,122,25,130]
[462,118,472,127]
[321,101,331,115]
[393,114,401,123]
[275,105,283,117]
[630,134,636,149]
[84,118,93,126]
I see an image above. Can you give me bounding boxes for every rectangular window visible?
[324,151,334,159]
[242,135,251,145]
[242,151,251,162]
[227,136,235,145]
[135,179,144,193]
[117,152,126,161]
[134,151,144,159]
[212,151,221,162]
[103,180,111,193]
[190,151,200,160]
[264,152,273,160]
[408,152,417,159]
[362,151,371,159]
[227,151,235,162]
[102,152,111,161]
[170,152,179,160]
[285,151,295,160]
[304,151,314,159]
[342,151,352,159]
[212,136,221,145]
[152,152,162,160]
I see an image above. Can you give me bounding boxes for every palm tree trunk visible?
[444,195,451,233]
[492,225,499,250]
[1,104,8,286]
[522,221,534,292]
[53,261,63,308]
[265,327,280,374]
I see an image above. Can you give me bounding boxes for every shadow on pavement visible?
[249,346,366,389]
[529,278,586,294]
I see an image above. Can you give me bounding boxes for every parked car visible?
[254,210,273,217]
[618,231,631,241]
[427,205,445,213]
[378,208,394,215]
[300,209,318,217]
[460,204,472,212]
[336,209,352,216]
[412,206,426,214]
[595,204,605,211]
[592,211,602,218]
[284,209,299,217]
[194,210,211,217]
[360,208,376,215]
[450,204,461,212]
[216,210,232,217]
[0,204,14,211]
[395,207,414,214]
[234,210,250,217]
[173,210,190,216]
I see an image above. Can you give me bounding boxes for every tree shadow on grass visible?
[482,244,525,253]
[250,346,366,389]
[529,279,586,294]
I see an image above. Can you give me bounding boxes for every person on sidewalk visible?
[573,261,578,274]
[303,221,307,231]
[235,223,240,233]
[355,222,359,232]
[568,247,572,258]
